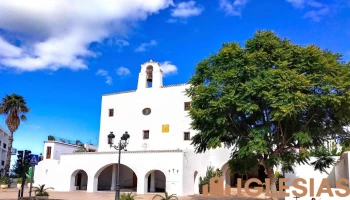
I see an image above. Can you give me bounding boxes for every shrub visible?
[198,166,223,194]
[120,192,138,200]
[17,178,22,184]
[274,171,284,191]
[152,192,177,200]
[34,184,54,197]
[0,177,9,185]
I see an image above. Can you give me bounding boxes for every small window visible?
[143,130,149,140]
[109,109,114,117]
[3,143,6,149]
[46,146,52,159]
[184,132,190,140]
[184,102,191,111]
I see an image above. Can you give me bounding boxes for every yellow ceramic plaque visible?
[162,124,169,133]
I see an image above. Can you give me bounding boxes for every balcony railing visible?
[47,135,96,146]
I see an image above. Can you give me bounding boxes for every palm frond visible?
[152,194,165,200]
[311,156,335,174]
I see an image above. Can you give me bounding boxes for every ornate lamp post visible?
[108,131,130,200]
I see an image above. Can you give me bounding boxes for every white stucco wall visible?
[35,150,185,194]
[34,147,233,196]
[98,84,194,152]
[182,147,232,195]
[34,60,236,196]
[44,142,80,160]
[283,153,350,200]
[284,156,339,187]
[33,159,60,189]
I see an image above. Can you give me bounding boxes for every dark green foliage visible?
[0,93,29,176]
[74,146,88,152]
[152,192,178,200]
[198,166,223,194]
[340,138,350,154]
[34,184,53,196]
[274,171,284,191]
[186,30,350,197]
[11,160,29,177]
[120,192,138,200]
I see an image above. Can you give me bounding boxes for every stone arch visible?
[70,169,88,191]
[94,163,137,192]
[194,171,200,194]
[144,169,166,193]
[221,163,231,187]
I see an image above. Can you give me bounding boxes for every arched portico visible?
[221,163,232,187]
[70,169,88,191]
[144,169,166,193]
[95,163,137,192]
[193,171,200,194]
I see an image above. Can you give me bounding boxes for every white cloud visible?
[0,36,22,57]
[96,69,113,85]
[135,40,158,52]
[286,0,323,9]
[303,7,329,22]
[219,0,249,17]
[105,76,113,85]
[96,69,108,76]
[116,66,131,76]
[170,1,204,18]
[107,39,130,47]
[166,19,178,23]
[0,0,174,72]
[286,0,329,22]
[160,61,178,76]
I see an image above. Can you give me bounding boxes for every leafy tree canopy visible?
[186,30,350,194]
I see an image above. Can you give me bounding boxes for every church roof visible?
[102,83,190,96]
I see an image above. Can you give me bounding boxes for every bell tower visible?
[137,60,163,90]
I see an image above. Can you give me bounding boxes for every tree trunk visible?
[4,132,13,177]
[267,168,278,200]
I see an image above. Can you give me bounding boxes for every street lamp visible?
[108,131,130,200]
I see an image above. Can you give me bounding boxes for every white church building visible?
[34,60,235,196]
[34,60,350,198]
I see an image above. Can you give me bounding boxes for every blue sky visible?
[0,0,349,165]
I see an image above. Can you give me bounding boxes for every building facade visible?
[34,60,234,196]
[0,126,10,177]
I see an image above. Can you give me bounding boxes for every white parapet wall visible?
[283,152,350,200]
[285,187,349,200]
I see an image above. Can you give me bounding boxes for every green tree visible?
[198,166,223,194]
[186,30,350,199]
[338,137,350,153]
[11,160,28,177]
[0,94,30,176]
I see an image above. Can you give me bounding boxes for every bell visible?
[147,73,152,82]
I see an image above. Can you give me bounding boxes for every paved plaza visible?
[0,187,280,200]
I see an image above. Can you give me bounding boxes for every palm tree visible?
[120,192,139,200]
[74,146,88,152]
[152,192,178,200]
[34,184,54,196]
[0,94,29,176]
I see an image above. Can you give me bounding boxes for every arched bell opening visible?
[146,65,153,88]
